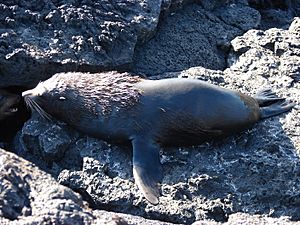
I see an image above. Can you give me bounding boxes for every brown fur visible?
[47,71,142,116]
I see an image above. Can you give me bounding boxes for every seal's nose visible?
[22,90,33,98]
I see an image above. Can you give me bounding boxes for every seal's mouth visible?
[22,90,34,98]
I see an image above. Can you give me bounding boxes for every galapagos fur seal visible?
[22,71,295,204]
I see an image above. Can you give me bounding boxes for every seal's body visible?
[134,79,260,146]
[22,72,294,204]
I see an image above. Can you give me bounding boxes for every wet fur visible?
[46,71,142,116]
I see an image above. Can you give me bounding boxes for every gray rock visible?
[0,148,175,225]
[258,9,295,30]
[0,0,162,88]
[229,17,300,82]
[192,212,299,225]
[161,0,202,16]
[247,0,300,29]
[214,5,261,31]
[132,2,260,76]
[20,113,78,162]
[0,147,94,224]
[225,212,299,225]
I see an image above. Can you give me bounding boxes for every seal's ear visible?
[131,136,162,205]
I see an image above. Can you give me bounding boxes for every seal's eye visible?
[59,96,66,101]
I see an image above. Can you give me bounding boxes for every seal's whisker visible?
[27,97,52,121]
[24,97,32,110]
[24,97,33,111]
[25,98,37,115]
[31,99,52,121]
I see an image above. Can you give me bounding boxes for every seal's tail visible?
[259,99,295,119]
[254,88,285,106]
[254,88,295,118]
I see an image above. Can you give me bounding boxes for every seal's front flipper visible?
[260,100,295,119]
[131,136,162,205]
[254,88,284,106]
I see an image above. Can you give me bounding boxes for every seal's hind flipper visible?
[254,88,285,106]
[260,100,295,119]
[131,136,162,205]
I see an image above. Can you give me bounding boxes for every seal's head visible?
[22,72,142,123]
[0,89,20,120]
[22,75,61,120]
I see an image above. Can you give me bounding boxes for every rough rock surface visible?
[0,1,261,87]
[0,1,300,225]
[0,148,175,225]
[132,2,260,75]
[248,0,300,30]
[192,212,300,225]
[0,0,163,87]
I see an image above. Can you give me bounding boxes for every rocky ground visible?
[0,0,300,224]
